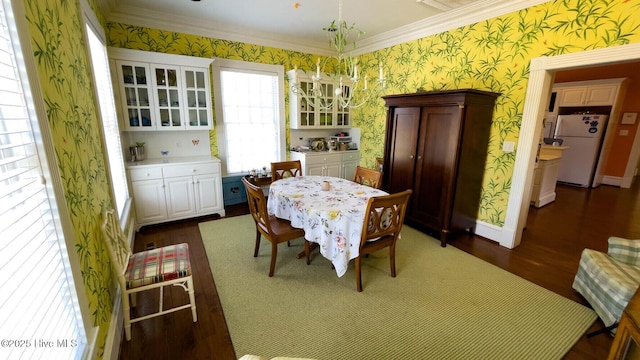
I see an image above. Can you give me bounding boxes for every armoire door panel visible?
[412,106,461,227]
[387,107,420,194]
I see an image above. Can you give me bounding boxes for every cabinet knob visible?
[418,155,422,160]
[146,173,150,176]
[409,155,414,160]
[192,169,196,172]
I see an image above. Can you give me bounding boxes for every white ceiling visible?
[106,0,550,55]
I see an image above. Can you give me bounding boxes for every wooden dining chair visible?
[101,209,197,340]
[241,176,308,276]
[355,189,413,292]
[352,166,383,189]
[271,160,302,181]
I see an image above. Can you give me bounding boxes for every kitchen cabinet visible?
[128,157,224,229]
[530,155,561,208]
[151,64,183,129]
[129,167,167,223]
[554,78,625,107]
[109,48,213,131]
[382,89,499,247]
[290,150,360,179]
[287,69,351,129]
[341,151,359,181]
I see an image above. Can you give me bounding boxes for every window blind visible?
[0,0,86,358]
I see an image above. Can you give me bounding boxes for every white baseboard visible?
[602,175,622,187]
[474,220,503,245]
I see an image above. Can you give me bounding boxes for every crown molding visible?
[107,0,551,57]
[108,6,335,56]
[354,0,551,55]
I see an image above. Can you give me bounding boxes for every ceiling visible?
[106,0,549,55]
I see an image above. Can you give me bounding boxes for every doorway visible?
[501,42,640,249]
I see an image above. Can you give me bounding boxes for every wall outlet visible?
[502,141,515,152]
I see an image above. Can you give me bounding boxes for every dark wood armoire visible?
[381,89,500,247]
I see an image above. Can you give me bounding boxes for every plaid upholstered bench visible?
[573,236,640,332]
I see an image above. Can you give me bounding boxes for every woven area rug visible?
[199,215,596,359]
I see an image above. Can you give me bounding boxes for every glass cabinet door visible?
[335,84,350,127]
[299,81,315,127]
[152,65,183,130]
[318,83,334,127]
[118,61,153,129]
[183,67,211,129]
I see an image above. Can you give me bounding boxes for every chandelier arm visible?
[290,0,386,111]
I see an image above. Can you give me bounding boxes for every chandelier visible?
[289,0,386,110]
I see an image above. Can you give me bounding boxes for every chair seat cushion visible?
[126,243,191,289]
[573,248,640,326]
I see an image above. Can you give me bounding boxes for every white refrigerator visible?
[553,114,608,187]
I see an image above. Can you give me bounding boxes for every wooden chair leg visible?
[254,228,261,257]
[268,241,278,277]
[390,245,397,277]
[305,240,311,265]
[355,257,363,292]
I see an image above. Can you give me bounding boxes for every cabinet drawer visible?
[306,153,342,164]
[342,151,360,161]
[129,167,163,181]
[163,162,219,178]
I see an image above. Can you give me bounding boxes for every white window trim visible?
[80,0,131,226]
[4,0,97,356]
[211,58,286,176]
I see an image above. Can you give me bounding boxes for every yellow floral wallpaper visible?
[354,0,640,225]
[19,0,640,358]
[23,0,114,357]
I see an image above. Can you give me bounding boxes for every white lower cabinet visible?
[291,151,360,179]
[130,178,168,223]
[530,157,561,208]
[341,151,359,181]
[128,158,224,229]
[165,175,196,218]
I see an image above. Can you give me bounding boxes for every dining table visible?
[267,175,388,277]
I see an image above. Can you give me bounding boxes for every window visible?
[0,0,89,358]
[212,59,285,175]
[83,3,130,220]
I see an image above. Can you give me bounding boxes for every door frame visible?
[498,42,640,248]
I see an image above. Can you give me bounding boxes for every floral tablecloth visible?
[267,176,388,277]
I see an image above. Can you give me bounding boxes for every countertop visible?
[126,155,221,168]
[540,145,570,150]
[539,154,562,161]
[290,149,359,154]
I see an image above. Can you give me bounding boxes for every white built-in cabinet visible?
[128,158,224,229]
[109,48,213,131]
[287,69,351,129]
[291,151,360,179]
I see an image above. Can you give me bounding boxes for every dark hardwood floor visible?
[118,180,640,360]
